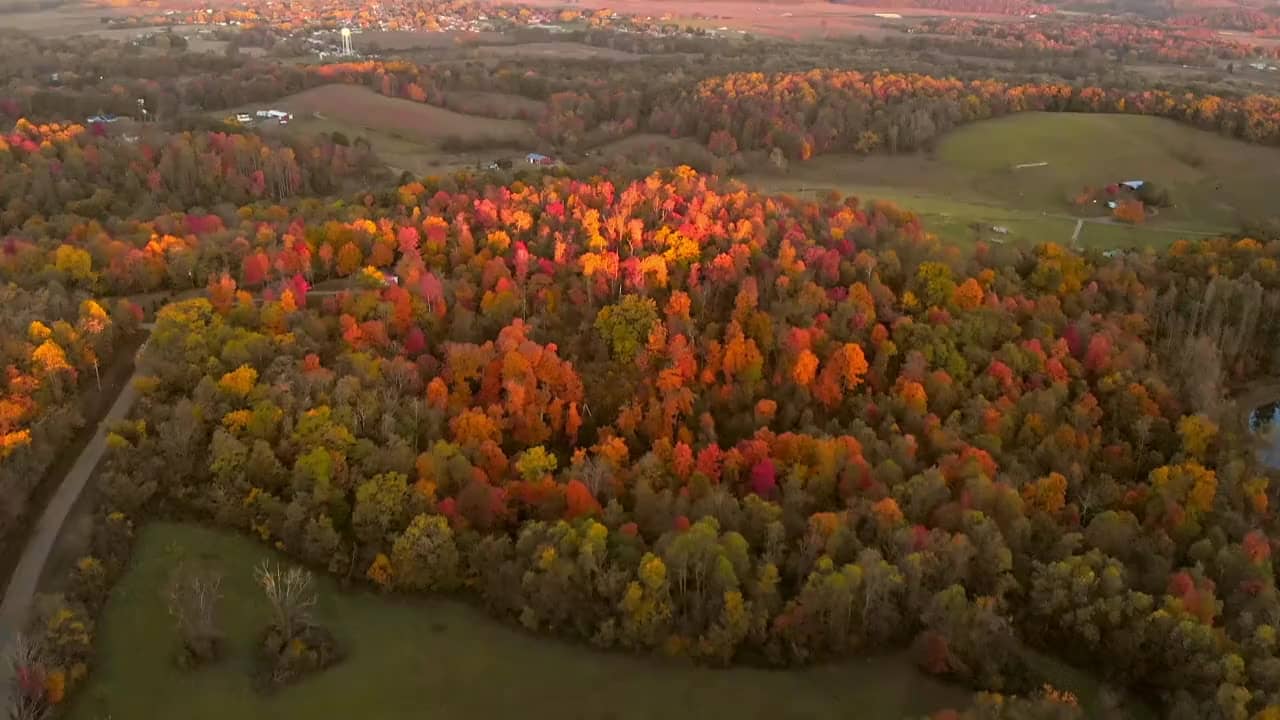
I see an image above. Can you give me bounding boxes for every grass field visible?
[513,0,1001,40]
[246,85,537,148]
[744,113,1277,249]
[441,90,547,121]
[594,133,710,164]
[0,6,127,36]
[65,523,971,720]
[216,85,542,176]
[477,41,643,61]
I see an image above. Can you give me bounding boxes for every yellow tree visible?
[54,244,94,283]
[1177,414,1218,461]
[32,340,73,377]
[218,365,258,398]
[619,553,673,649]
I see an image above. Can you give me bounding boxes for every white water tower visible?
[340,27,353,56]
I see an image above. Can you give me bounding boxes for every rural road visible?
[1040,211,1230,238]
[0,285,348,688]
[0,353,143,669]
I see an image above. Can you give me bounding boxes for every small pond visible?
[1250,400,1280,469]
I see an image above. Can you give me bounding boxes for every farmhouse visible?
[87,114,122,124]
[526,153,555,165]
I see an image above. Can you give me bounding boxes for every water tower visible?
[340,27,353,56]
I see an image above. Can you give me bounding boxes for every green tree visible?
[352,472,411,547]
[391,514,460,592]
[595,295,658,362]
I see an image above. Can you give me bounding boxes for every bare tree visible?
[1179,335,1225,420]
[255,562,317,642]
[6,634,50,720]
[167,564,224,664]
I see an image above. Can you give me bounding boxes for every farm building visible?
[87,114,122,124]
[526,153,555,165]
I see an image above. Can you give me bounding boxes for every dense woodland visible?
[3,154,1279,717]
[0,283,136,559]
[6,7,1280,719]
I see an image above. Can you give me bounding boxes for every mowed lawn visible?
[743,113,1279,249]
[66,523,970,720]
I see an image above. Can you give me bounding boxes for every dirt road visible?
[0,283,356,707]
[0,365,142,663]
[0,287,348,684]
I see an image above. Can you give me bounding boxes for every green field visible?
[66,523,971,720]
[743,112,1278,249]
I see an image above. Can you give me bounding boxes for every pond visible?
[1250,400,1280,469]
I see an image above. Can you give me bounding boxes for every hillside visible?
[746,112,1280,248]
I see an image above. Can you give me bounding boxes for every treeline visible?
[0,119,384,236]
[656,69,1280,160]
[15,166,1277,718]
[905,17,1280,65]
[0,283,138,550]
[269,61,1280,161]
[0,33,246,122]
[1171,8,1280,34]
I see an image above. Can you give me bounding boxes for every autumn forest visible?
[4,0,1280,719]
